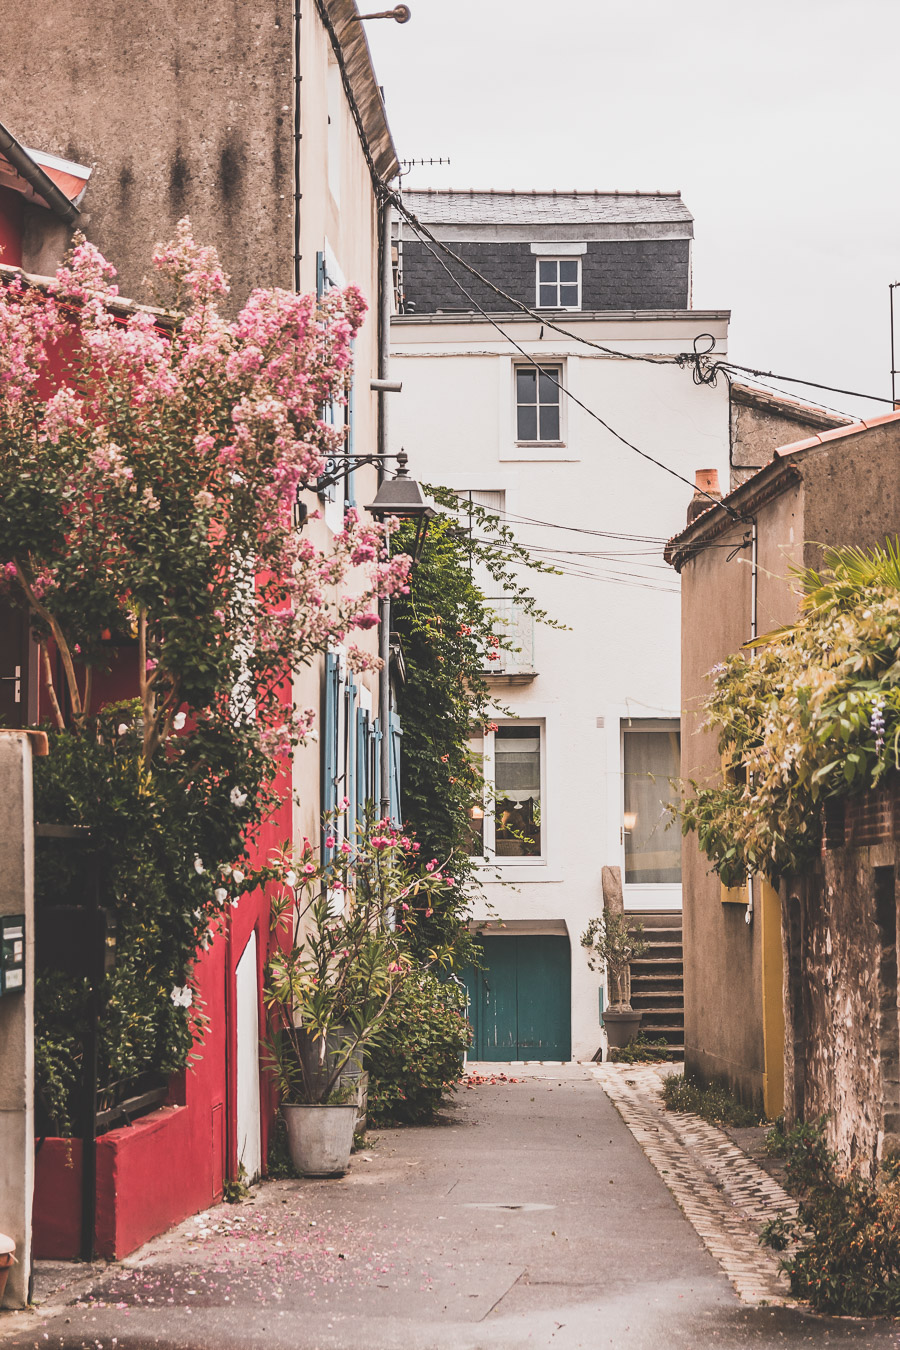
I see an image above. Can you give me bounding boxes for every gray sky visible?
[367,0,900,420]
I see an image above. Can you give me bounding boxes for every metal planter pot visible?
[281,1104,358,1177]
[603,1008,643,1050]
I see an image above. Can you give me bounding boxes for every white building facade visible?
[389,190,731,1062]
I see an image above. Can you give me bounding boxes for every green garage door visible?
[466,935,571,1061]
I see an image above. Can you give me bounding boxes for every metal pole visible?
[378,196,393,819]
[80,854,100,1262]
[891,283,898,409]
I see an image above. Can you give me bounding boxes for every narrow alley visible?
[7,1065,900,1350]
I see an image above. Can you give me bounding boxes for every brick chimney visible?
[686,468,722,525]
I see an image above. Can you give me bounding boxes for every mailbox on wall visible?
[1,914,25,994]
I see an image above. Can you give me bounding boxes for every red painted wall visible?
[0,187,23,269]
[21,281,294,1257]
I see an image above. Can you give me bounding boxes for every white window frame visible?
[619,716,682,911]
[513,361,565,447]
[535,257,582,311]
[470,720,546,866]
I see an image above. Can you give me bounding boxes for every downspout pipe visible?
[0,120,81,226]
[746,517,759,926]
[378,195,392,818]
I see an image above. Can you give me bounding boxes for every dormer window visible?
[536,257,581,310]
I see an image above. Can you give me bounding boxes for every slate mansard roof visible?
[402,189,694,229]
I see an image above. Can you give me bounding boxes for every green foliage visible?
[759,1216,792,1251]
[661,1072,762,1126]
[266,1115,299,1179]
[679,541,900,886]
[608,1031,670,1064]
[393,501,560,963]
[366,970,471,1126]
[263,817,455,1106]
[581,912,646,977]
[223,1166,252,1204]
[763,1118,900,1315]
[33,704,277,1132]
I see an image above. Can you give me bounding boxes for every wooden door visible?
[466,935,571,1061]
[0,601,28,728]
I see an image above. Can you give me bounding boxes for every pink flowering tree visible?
[0,220,409,764]
[0,224,411,1130]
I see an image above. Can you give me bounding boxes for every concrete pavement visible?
[4,1062,900,1349]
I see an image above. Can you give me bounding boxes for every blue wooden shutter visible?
[356,707,369,821]
[322,652,340,860]
[389,710,403,825]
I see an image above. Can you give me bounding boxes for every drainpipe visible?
[746,518,759,926]
[378,196,392,819]
[291,0,302,292]
[0,120,81,226]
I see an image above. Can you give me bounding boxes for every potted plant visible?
[580,911,647,1050]
[264,812,451,1176]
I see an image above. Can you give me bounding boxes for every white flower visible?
[193,856,205,875]
[232,868,245,885]
[230,472,245,486]
[173,712,187,731]
[231,898,240,909]
[117,723,129,736]
[285,869,297,889]
[193,908,203,920]
[170,985,193,1009]
[214,887,228,904]
[230,786,248,807]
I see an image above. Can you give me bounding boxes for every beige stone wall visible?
[3,0,295,304]
[678,482,803,1109]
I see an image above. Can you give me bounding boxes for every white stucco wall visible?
[389,311,730,1060]
[291,10,386,850]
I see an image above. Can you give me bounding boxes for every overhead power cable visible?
[398,218,742,521]
[390,190,894,412]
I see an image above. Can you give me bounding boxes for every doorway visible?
[466,934,571,1061]
[234,931,262,1181]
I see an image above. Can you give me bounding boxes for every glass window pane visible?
[539,404,560,440]
[559,260,578,283]
[538,367,560,403]
[623,727,681,884]
[517,404,538,440]
[539,284,557,307]
[494,726,540,857]
[538,260,557,282]
[467,737,485,856]
[516,368,536,403]
[559,285,579,308]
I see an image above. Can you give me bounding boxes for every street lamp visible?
[364,449,436,560]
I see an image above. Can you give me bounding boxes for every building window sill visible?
[514,441,566,449]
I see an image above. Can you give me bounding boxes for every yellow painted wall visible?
[760,878,785,1118]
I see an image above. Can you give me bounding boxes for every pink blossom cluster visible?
[0,220,413,767]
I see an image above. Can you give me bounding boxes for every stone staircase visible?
[628,912,684,1058]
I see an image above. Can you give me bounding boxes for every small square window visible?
[535,257,581,310]
[516,364,562,442]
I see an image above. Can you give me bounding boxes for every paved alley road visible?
[6,1063,900,1350]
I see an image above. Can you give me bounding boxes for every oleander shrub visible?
[367,970,471,1126]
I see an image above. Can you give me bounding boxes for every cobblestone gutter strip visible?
[592,1063,799,1308]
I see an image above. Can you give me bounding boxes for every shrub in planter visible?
[367,970,471,1126]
